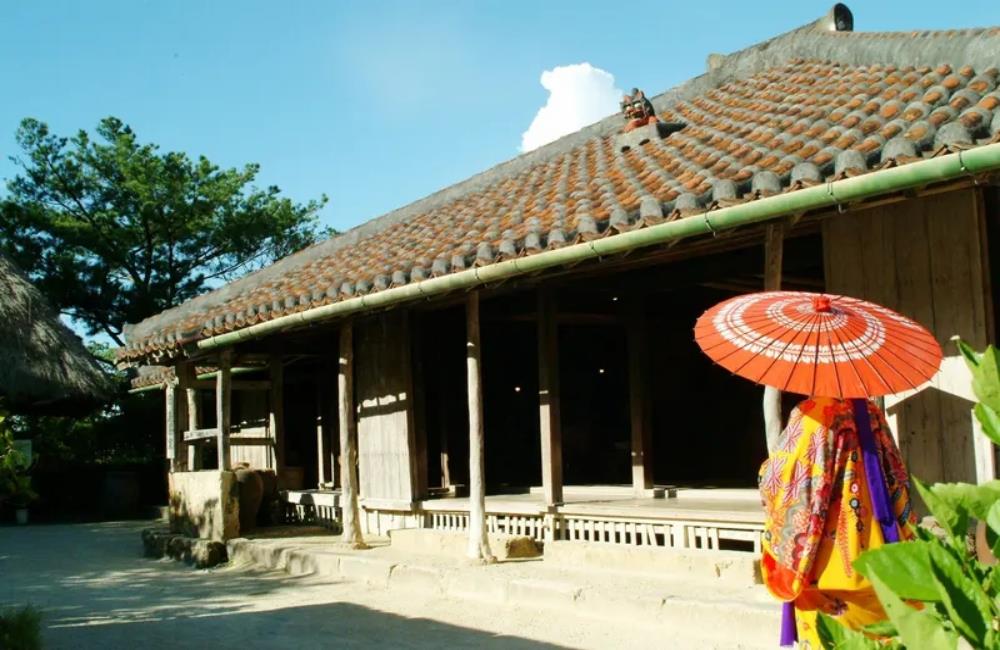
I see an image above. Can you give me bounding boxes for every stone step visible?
[227,536,781,649]
[543,540,761,588]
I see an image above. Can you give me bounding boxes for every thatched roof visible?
[0,253,112,415]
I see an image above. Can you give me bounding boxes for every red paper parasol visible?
[694,291,943,399]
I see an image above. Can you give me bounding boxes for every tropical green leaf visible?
[817,613,881,649]
[915,478,964,538]
[958,340,1000,415]
[928,543,993,647]
[956,338,982,368]
[986,502,1000,560]
[869,571,958,650]
[861,620,898,637]
[974,403,1000,447]
[916,480,1000,537]
[855,541,938,601]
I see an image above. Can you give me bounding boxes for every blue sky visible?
[1,1,998,234]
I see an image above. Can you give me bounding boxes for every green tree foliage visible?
[819,340,1000,649]
[0,117,329,344]
[0,406,37,508]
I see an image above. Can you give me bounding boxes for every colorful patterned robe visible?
[759,397,916,647]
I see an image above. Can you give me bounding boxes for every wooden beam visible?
[228,437,273,446]
[627,301,654,492]
[268,354,285,474]
[191,379,271,391]
[216,349,232,470]
[537,289,564,506]
[338,322,368,548]
[763,222,784,453]
[178,362,201,471]
[466,291,495,561]
[184,427,220,442]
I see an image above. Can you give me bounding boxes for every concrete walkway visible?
[0,521,773,649]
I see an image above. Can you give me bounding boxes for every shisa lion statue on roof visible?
[620,88,659,132]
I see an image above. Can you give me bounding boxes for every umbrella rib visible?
[702,311,808,370]
[780,312,825,393]
[837,317,925,393]
[738,308,815,380]
[826,315,879,396]
[727,310,820,380]
[817,309,845,398]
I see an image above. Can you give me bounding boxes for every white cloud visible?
[520,63,622,153]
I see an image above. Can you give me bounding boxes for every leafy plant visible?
[0,605,43,650]
[0,408,37,509]
[819,340,1000,649]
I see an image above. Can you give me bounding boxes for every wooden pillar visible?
[268,354,285,475]
[466,292,495,561]
[216,348,232,470]
[165,380,178,472]
[627,302,654,493]
[316,377,327,488]
[537,290,564,506]
[763,222,784,453]
[179,362,201,471]
[440,394,452,489]
[338,323,367,547]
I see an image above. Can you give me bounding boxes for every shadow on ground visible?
[0,521,565,649]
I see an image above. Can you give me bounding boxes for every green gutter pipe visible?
[128,366,260,394]
[197,143,1000,351]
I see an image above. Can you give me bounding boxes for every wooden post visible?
[216,349,232,470]
[316,377,327,488]
[763,222,784,453]
[179,362,201,471]
[537,290,564,507]
[338,323,368,548]
[165,380,177,472]
[440,394,452,489]
[268,354,285,475]
[466,292,495,562]
[627,302,654,493]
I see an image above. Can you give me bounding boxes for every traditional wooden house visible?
[122,5,1000,552]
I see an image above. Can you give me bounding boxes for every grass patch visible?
[0,605,42,650]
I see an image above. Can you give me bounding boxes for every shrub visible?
[0,605,42,650]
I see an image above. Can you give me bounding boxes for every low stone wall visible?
[142,528,227,568]
[168,471,239,541]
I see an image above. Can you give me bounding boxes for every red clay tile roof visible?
[120,8,1000,363]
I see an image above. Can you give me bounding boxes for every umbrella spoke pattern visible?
[694,292,943,399]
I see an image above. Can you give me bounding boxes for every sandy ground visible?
[0,520,710,649]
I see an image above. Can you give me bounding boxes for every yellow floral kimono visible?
[759,397,916,648]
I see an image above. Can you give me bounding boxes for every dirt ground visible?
[0,520,710,649]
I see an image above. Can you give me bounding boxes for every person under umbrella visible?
[694,292,943,648]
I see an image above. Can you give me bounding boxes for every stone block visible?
[507,578,580,610]
[339,556,394,586]
[389,564,446,594]
[168,470,240,541]
[142,528,227,568]
[543,541,760,587]
[388,528,540,560]
[443,570,508,604]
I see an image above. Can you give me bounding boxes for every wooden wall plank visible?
[356,310,418,502]
[823,189,991,486]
